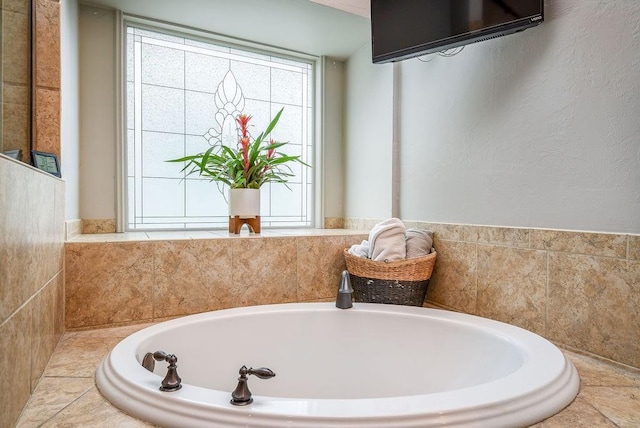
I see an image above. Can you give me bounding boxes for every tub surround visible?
[64,220,640,373]
[346,218,640,370]
[64,229,367,330]
[81,218,116,234]
[0,155,66,428]
[64,219,81,240]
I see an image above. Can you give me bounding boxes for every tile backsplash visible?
[403,220,640,369]
[65,233,365,329]
[64,218,639,371]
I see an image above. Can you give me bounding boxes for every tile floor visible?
[15,322,640,427]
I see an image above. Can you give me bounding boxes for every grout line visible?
[35,385,96,428]
[545,250,549,338]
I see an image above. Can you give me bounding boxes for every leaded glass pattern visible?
[125,25,314,230]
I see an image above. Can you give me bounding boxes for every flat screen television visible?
[371,0,544,63]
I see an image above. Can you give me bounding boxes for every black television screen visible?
[372,0,544,63]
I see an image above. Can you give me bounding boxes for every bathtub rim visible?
[96,302,580,427]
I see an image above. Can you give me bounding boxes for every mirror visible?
[1,0,32,164]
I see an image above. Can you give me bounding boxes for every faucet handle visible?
[246,367,276,379]
[231,365,276,405]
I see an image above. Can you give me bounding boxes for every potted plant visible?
[168,108,308,233]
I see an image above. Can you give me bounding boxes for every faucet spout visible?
[336,270,353,309]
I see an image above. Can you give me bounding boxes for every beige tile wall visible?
[2,0,31,158]
[33,0,61,158]
[0,155,65,427]
[65,219,640,371]
[0,1,63,422]
[402,221,640,370]
[65,233,366,329]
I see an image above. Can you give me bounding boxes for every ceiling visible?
[309,0,370,18]
[83,0,371,60]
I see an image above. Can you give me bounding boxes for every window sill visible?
[66,228,367,243]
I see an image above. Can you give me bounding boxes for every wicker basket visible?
[343,249,437,306]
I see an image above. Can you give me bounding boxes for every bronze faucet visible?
[142,351,182,392]
[230,365,276,405]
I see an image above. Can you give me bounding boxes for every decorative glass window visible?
[125,24,314,230]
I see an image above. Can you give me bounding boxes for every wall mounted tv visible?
[371,0,544,64]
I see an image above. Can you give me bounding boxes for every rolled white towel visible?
[405,228,433,259]
[369,218,406,262]
[348,240,370,258]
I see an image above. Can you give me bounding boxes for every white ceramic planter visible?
[228,188,260,218]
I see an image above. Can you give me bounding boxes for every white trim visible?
[114,10,126,232]
[315,56,326,228]
[391,62,401,219]
[123,14,318,63]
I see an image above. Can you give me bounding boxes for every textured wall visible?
[344,43,394,220]
[343,1,640,234]
[396,0,640,233]
[0,156,65,427]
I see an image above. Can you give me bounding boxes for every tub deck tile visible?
[17,321,640,427]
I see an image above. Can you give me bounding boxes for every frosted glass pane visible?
[142,85,185,133]
[135,28,184,44]
[141,44,184,89]
[185,134,212,156]
[271,57,310,69]
[127,82,135,130]
[142,178,184,217]
[260,185,272,217]
[185,52,229,93]
[231,60,270,100]
[185,179,229,216]
[127,177,135,221]
[271,68,302,106]
[271,183,302,216]
[142,131,184,178]
[270,105,302,145]
[229,48,270,61]
[242,99,271,131]
[185,91,217,135]
[126,130,135,176]
[126,37,134,82]
[186,38,230,54]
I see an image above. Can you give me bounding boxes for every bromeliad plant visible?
[169,108,308,190]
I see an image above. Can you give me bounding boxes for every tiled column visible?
[33,0,61,158]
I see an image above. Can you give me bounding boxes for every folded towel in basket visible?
[405,228,433,259]
[348,240,370,258]
[369,218,406,262]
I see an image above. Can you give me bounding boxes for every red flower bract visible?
[236,114,252,139]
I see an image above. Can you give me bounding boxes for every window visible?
[125,23,315,230]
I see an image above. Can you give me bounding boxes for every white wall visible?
[346,0,640,234]
[78,5,117,219]
[60,0,80,220]
[323,58,345,218]
[343,43,394,220]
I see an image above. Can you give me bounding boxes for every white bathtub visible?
[96,303,579,427]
